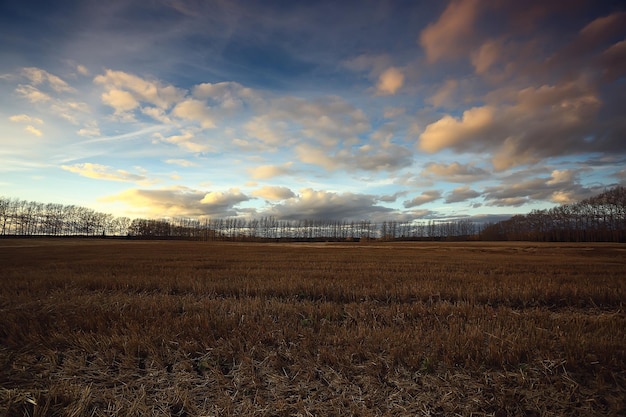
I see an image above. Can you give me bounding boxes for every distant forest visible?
[1,187,624,242]
[480,186,626,242]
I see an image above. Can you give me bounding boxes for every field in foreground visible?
[0,239,624,416]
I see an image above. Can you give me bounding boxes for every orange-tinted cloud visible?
[419,106,496,153]
[102,187,249,218]
[471,39,502,75]
[427,79,459,108]
[600,40,626,81]
[251,186,295,200]
[94,69,183,109]
[421,162,490,183]
[101,89,139,115]
[419,0,481,63]
[248,163,294,179]
[419,80,603,170]
[376,67,405,95]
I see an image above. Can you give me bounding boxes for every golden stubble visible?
[1,240,624,416]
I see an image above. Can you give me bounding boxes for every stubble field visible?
[0,239,624,416]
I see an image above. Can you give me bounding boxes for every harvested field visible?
[1,239,625,416]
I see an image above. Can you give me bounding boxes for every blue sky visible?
[1,0,625,222]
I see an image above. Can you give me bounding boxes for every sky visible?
[1,0,625,223]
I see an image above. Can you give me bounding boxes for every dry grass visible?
[1,239,625,416]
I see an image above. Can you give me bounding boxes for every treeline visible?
[1,186,624,242]
[0,197,131,237]
[480,186,626,242]
[127,217,477,241]
[0,196,475,241]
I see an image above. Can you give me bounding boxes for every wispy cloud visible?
[24,125,43,137]
[15,84,51,103]
[21,67,75,93]
[61,163,154,185]
[165,159,198,167]
[9,114,44,124]
[421,162,490,183]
